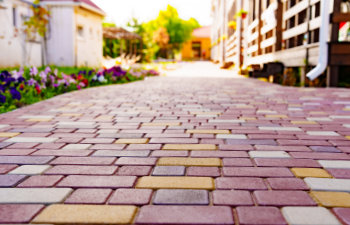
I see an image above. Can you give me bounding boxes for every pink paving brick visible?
[332,208,350,225]
[289,152,350,160]
[149,138,198,144]
[216,177,267,190]
[254,158,321,167]
[117,166,152,176]
[187,166,221,177]
[55,137,83,143]
[17,175,63,187]
[32,149,93,156]
[81,138,115,144]
[0,156,54,164]
[0,204,44,224]
[45,165,118,175]
[36,143,66,149]
[0,148,37,155]
[135,205,234,224]
[223,167,293,177]
[191,150,248,158]
[277,140,331,146]
[236,206,287,225]
[126,144,162,150]
[213,190,254,206]
[115,157,157,166]
[327,168,350,178]
[0,164,17,174]
[151,150,189,157]
[50,156,115,165]
[57,175,136,188]
[109,188,152,205]
[266,178,309,190]
[7,142,39,149]
[223,158,254,167]
[254,145,311,152]
[65,188,112,204]
[219,144,254,150]
[253,191,317,206]
[89,144,126,150]
[0,174,26,187]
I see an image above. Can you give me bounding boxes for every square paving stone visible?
[0,204,44,224]
[136,176,215,190]
[236,206,287,225]
[304,177,350,192]
[152,166,185,176]
[9,165,51,175]
[310,191,350,207]
[213,190,253,206]
[291,168,332,178]
[157,157,221,167]
[254,191,317,206]
[65,189,112,204]
[153,189,209,205]
[135,205,234,224]
[57,175,136,188]
[282,207,341,225]
[0,188,72,203]
[0,174,26,187]
[109,189,152,205]
[32,204,137,224]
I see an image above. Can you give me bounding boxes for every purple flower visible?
[44,66,51,74]
[10,87,21,100]
[12,68,24,80]
[0,94,5,103]
[27,78,36,86]
[40,71,47,82]
[30,67,38,76]
[0,85,4,93]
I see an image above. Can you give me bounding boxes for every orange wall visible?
[181,37,211,60]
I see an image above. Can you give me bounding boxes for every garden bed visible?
[0,65,159,113]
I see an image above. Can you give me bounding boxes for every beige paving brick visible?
[186,130,230,134]
[32,204,137,224]
[0,188,72,203]
[136,176,215,189]
[157,157,221,167]
[9,165,51,175]
[115,138,149,144]
[310,191,350,207]
[291,168,332,178]
[162,144,216,150]
[0,133,20,137]
[4,137,58,143]
[26,118,52,122]
[282,207,341,225]
[142,122,180,126]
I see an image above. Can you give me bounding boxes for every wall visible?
[0,0,42,68]
[182,37,211,60]
[46,5,75,66]
[74,7,103,68]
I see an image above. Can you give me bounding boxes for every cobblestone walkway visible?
[1,63,350,224]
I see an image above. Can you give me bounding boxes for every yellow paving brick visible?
[136,176,215,190]
[26,118,52,122]
[32,204,137,224]
[265,115,288,118]
[346,136,350,141]
[157,157,221,167]
[142,122,181,126]
[186,130,230,134]
[0,133,20,137]
[59,113,83,117]
[240,117,256,120]
[115,138,149,144]
[291,168,332,178]
[310,191,350,207]
[162,144,216,150]
[291,121,318,125]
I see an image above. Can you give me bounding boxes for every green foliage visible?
[23,0,50,39]
[142,5,200,59]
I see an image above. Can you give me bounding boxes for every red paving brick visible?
[1,63,350,224]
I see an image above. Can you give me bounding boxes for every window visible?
[12,7,17,27]
[77,25,84,38]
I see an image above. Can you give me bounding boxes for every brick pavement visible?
[1,65,350,224]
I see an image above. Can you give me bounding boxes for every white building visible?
[0,0,104,68]
[0,0,42,67]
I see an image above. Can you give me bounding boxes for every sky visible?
[92,0,212,28]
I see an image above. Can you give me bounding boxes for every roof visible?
[103,27,141,40]
[192,26,211,38]
[41,0,104,16]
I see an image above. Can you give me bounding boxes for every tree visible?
[143,5,200,59]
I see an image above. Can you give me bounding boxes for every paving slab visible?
[1,62,350,224]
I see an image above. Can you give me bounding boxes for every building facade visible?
[0,0,104,68]
[211,0,350,86]
[181,26,211,60]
